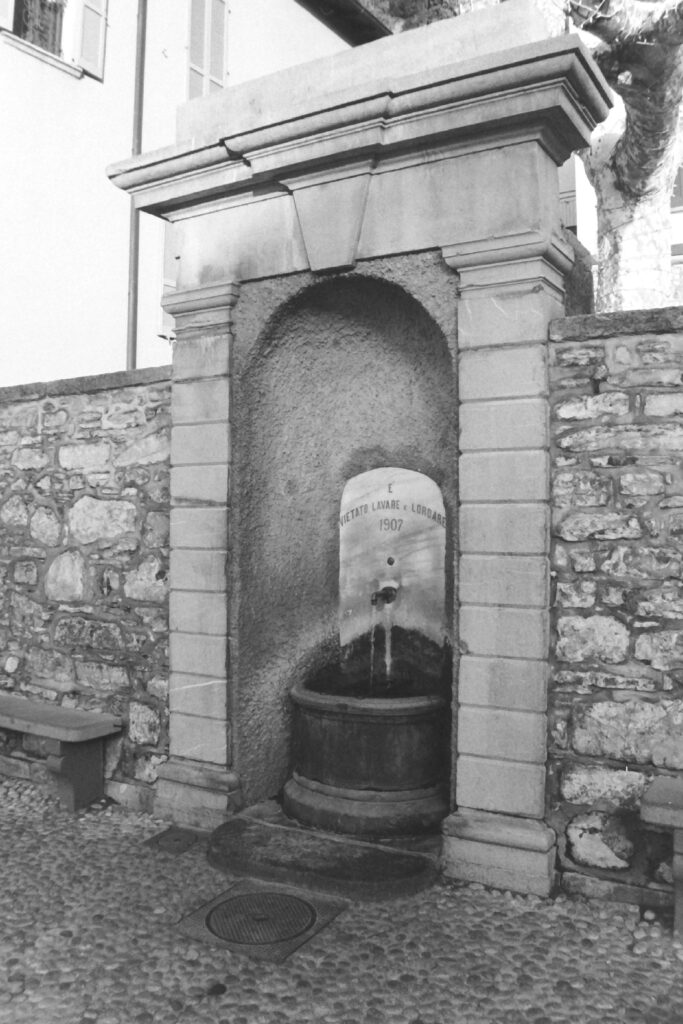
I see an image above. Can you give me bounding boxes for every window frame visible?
[187,0,227,100]
[0,0,107,80]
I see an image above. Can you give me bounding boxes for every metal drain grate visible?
[177,879,347,962]
[206,892,316,945]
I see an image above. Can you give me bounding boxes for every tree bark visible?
[584,102,676,309]
[569,0,683,309]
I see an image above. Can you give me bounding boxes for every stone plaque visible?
[338,468,447,696]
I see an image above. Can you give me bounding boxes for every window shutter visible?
[0,0,16,32]
[79,0,106,78]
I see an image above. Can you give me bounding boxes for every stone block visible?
[172,378,229,425]
[45,551,88,602]
[552,469,610,508]
[169,713,227,764]
[169,632,227,678]
[560,765,647,806]
[11,448,49,471]
[123,556,168,602]
[170,507,228,549]
[459,345,547,401]
[169,672,226,719]
[460,606,548,660]
[557,423,683,454]
[456,754,545,816]
[635,631,683,670]
[173,334,231,381]
[170,549,227,592]
[459,554,547,607]
[618,470,666,496]
[171,423,229,467]
[458,280,563,350]
[113,431,170,467]
[554,392,629,420]
[556,615,629,663]
[645,393,683,418]
[30,507,61,547]
[566,811,634,869]
[460,503,548,554]
[635,584,683,618]
[75,662,130,691]
[458,655,547,711]
[128,702,161,746]
[572,699,683,768]
[67,497,137,544]
[458,706,546,763]
[459,450,548,502]
[104,779,156,815]
[58,443,109,471]
[153,757,240,829]
[599,544,682,580]
[171,465,229,504]
[554,511,641,541]
[556,579,596,609]
[0,495,28,527]
[169,591,227,636]
[459,398,547,451]
[442,809,556,895]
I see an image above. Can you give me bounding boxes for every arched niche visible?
[231,274,457,803]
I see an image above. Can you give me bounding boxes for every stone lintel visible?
[442,809,557,896]
[108,15,609,217]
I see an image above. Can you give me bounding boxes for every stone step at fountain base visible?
[207,803,440,900]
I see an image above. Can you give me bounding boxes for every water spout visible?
[370,582,399,607]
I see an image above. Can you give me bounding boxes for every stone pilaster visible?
[443,246,563,895]
[155,282,242,829]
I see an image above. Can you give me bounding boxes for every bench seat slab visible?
[0,694,120,742]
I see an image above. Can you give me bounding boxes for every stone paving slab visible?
[1,778,683,1024]
[207,816,438,899]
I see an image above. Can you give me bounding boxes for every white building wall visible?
[0,3,138,386]
[1,1,348,386]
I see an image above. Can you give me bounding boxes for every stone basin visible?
[283,681,449,837]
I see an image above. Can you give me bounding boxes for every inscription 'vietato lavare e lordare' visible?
[339,501,446,529]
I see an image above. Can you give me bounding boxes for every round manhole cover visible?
[206,892,317,945]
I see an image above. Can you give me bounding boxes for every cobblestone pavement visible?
[2,779,683,1024]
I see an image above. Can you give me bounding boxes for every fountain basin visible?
[283,682,449,837]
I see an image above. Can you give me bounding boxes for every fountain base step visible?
[283,771,448,838]
[207,809,438,899]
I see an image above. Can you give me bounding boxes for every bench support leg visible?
[45,738,105,812]
[675,829,683,942]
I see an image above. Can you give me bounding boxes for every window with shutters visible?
[0,0,107,79]
[188,0,227,99]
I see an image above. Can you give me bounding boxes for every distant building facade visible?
[0,0,385,386]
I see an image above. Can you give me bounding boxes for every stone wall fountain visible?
[109,0,610,893]
[284,468,450,836]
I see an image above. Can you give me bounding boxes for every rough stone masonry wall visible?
[548,307,683,903]
[0,367,171,801]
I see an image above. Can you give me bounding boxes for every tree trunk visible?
[584,105,675,311]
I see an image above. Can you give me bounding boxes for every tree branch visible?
[569,0,683,196]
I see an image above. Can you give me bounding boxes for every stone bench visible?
[641,777,683,940]
[0,694,121,812]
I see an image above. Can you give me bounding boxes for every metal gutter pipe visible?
[126,0,148,370]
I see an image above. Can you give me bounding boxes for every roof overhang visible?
[294,0,391,45]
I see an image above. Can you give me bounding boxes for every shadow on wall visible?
[231,273,458,803]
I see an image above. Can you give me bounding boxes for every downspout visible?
[126,0,148,370]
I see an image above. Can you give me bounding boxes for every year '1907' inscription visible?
[339,500,446,529]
